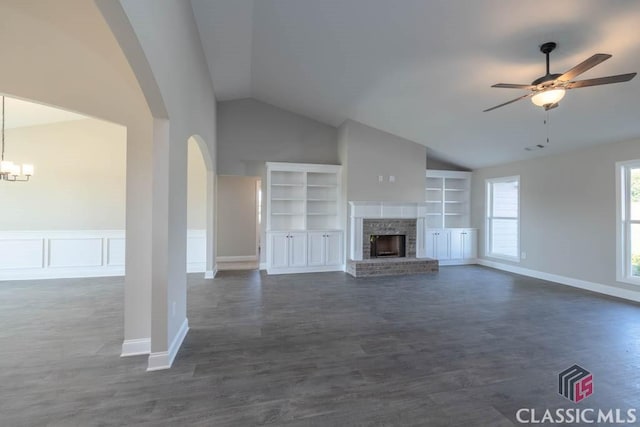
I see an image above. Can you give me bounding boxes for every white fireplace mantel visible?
[348,201,428,261]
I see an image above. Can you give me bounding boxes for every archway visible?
[187,135,216,278]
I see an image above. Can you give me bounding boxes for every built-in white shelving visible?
[266,162,343,274]
[425,170,472,229]
[425,170,477,265]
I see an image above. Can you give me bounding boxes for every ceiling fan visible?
[484,42,637,112]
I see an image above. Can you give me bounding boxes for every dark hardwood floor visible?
[1,266,639,426]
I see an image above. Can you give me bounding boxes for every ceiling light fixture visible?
[0,96,34,182]
[531,88,566,108]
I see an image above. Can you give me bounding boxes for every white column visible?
[350,217,363,261]
[121,119,153,357]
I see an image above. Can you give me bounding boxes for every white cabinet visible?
[449,229,477,261]
[267,230,343,274]
[270,232,290,268]
[426,229,450,260]
[425,170,476,265]
[308,231,342,267]
[324,231,342,266]
[268,232,308,270]
[266,162,344,274]
[425,228,477,265]
[307,232,326,267]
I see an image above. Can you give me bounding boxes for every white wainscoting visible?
[0,229,207,280]
[186,229,206,273]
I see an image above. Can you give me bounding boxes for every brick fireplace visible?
[346,202,438,277]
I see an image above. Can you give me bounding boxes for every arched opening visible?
[187,135,216,278]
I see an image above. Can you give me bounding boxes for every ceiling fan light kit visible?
[531,88,565,107]
[484,41,637,112]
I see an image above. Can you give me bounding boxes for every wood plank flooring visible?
[1,266,639,426]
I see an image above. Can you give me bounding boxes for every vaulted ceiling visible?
[191,0,640,169]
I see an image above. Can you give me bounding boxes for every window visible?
[616,160,640,285]
[486,176,520,261]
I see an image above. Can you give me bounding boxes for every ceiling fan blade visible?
[492,83,536,89]
[557,53,612,82]
[566,72,637,89]
[483,93,533,112]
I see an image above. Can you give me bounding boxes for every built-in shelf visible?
[267,162,342,232]
[266,162,344,275]
[426,170,471,229]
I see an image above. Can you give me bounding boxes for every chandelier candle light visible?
[0,96,34,182]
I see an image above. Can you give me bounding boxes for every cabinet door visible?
[435,231,450,260]
[324,231,342,266]
[463,229,477,259]
[425,230,439,259]
[427,230,450,260]
[289,232,308,267]
[449,229,464,259]
[270,233,290,268]
[307,232,326,266]
[449,229,477,260]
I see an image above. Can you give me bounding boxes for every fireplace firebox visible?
[370,235,406,258]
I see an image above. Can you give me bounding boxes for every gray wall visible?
[217,98,338,264]
[121,0,218,354]
[339,120,427,262]
[217,98,338,176]
[216,175,259,258]
[341,120,427,202]
[471,137,640,296]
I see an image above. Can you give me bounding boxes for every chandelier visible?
[0,96,34,182]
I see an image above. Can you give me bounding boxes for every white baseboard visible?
[120,337,151,357]
[216,255,258,262]
[439,258,477,266]
[204,269,217,279]
[187,262,206,273]
[147,318,189,371]
[478,259,640,303]
[259,262,267,270]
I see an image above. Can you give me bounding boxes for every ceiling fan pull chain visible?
[545,110,550,144]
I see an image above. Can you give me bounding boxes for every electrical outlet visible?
[521,251,527,260]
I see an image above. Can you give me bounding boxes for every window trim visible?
[616,159,640,285]
[485,175,520,262]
